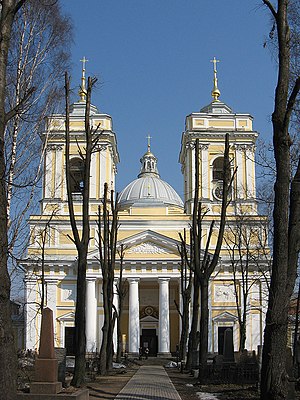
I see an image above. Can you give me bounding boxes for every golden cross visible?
[210,56,220,73]
[210,57,221,101]
[146,134,152,151]
[79,57,89,102]
[80,56,89,72]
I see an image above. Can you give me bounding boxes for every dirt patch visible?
[166,368,261,400]
[87,364,139,399]
[166,367,201,400]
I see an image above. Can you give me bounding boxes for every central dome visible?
[118,145,183,209]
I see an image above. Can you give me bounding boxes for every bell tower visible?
[179,58,258,215]
[41,59,119,215]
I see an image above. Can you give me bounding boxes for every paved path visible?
[115,365,182,400]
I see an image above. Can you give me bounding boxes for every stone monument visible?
[17,307,88,399]
[223,328,235,362]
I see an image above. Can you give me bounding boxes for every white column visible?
[44,148,53,198]
[25,277,38,349]
[208,281,212,352]
[201,145,209,199]
[97,281,103,349]
[158,277,170,355]
[128,278,140,355]
[113,279,119,354]
[236,147,244,198]
[54,145,63,198]
[190,147,195,214]
[46,279,58,328]
[246,146,255,198]
[90,152,97,199]
[86,278,97,352]
[99,147,108,198]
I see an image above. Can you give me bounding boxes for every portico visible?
[126,276,173,357]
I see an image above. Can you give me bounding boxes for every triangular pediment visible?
[118,230,182,257]
[57,311,75,322]
[212,311,238,322]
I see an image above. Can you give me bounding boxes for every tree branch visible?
[14,0,27,15]
[284,76,300,132]
[4,86,35,123]
[262,0,278,21]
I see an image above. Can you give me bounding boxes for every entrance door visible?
[65,327,75,356]
[140,329,158,356]
[218,326,233,355]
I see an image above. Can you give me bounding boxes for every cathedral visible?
[23,60,269,357]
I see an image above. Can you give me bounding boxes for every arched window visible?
[69,158,84,193]
[213,157,224,181]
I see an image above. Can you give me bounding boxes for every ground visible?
[87,358,262,400]
[18,356,300,399]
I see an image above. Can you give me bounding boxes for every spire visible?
[138,135,160,178]
[210,57,221,102]
[79,56,88,102]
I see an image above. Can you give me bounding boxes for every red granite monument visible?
[17,307,88,399]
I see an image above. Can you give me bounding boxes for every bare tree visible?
[260,1,300,399]
[176,231,192,362]
[224,215,270,351]
[97,183,119,374]
[65,73,101,387]
[180,134,234,379]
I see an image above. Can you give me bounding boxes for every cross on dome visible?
[210,56,221,102]
[146,134,152,152]
[79,56,89,102]
[138,135,159,178]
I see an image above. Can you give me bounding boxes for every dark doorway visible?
[65,327,75,356]
[218,326,233,355]
[140,329,158,356]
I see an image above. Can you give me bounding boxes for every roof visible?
[118,146,183,209]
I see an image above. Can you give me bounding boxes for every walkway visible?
[115,365,182,400]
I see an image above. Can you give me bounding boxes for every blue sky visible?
[60,0,277,198]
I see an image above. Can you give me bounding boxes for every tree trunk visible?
[116,301,123,363]
[99,276,109,375]
[179,291,190,361]
[72,249,87,386]
[239,321,246,353]
[106,276,114,370]
[186,276,199,370]
[260,1,299,398]
[198,278,209,381]
[0,1,26,398]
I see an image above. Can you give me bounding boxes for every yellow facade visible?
[24,84,269,358]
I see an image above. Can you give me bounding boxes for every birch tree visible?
[6,0,71,294]
[0,1,31,398]
[0,1,71,396]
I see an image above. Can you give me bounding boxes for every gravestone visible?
[31,307,62,394]
[17,308,89,399]
[223,328,234,362]
[55,347,67,385]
